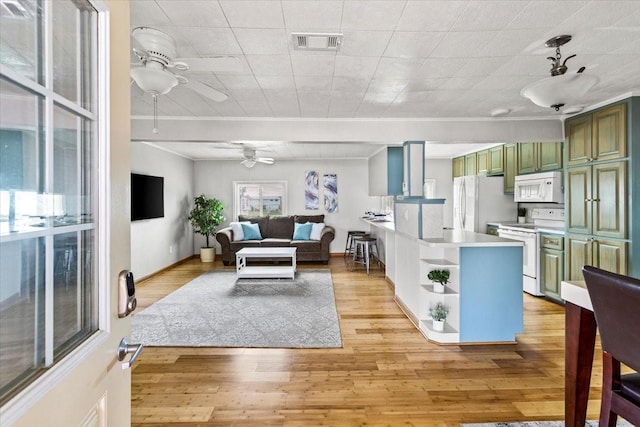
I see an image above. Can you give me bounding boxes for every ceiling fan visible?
[130,26,237,132]
[241,148,274,168]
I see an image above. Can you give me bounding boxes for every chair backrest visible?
[582,266,640,372]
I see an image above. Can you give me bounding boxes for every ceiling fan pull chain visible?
[153,94,159,134]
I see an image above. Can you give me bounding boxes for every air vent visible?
[292,33,343,51]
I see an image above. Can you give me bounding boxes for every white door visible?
[0,1,133,426]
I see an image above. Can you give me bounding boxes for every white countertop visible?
[361,217,395,232]
[421,230,525,248]
[561,280,592,311]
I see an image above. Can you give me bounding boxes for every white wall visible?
[193,159,379,254]
[131,142,194,278]
[425,159,454,229]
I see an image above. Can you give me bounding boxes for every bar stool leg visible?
[364,241,370,275]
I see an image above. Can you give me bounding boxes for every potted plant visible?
[429,302,448,332]
[188,194,225,262]
[427,269,450,293]
[518,207,526,224]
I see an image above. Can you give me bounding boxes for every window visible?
[234,181,288,219]
[0,0,99,403]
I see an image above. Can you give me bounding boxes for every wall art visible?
[323,173,338,213]
[305,170,319,210]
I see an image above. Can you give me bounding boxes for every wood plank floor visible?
[131,257,606,426]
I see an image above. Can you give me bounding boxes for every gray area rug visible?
[131,269,342,348]
[463,421,632,426]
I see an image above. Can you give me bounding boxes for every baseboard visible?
[136,255,199,284]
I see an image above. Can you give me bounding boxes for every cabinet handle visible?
[593,198,600,202]
[584,198,592,202]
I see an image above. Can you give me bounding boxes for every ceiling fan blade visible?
[256,157,274,164]
[175,57,242,73]
[186,79,228,102]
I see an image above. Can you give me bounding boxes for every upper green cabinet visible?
[503,143,517,194]
[452,156,465,178]
[567,104,626,166]
[476,150,489,175]
[464,153,477,176]
[488,145,504,175]
[517,142,563,174]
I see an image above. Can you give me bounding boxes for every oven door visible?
[498,228,541,295]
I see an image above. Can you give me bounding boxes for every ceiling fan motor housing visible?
[132,27,177,65]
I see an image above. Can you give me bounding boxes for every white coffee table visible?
[236,247,297,279]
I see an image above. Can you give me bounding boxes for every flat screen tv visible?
[131,173,164,221]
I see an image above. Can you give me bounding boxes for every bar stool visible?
[344,230,367,258]
[351,236,381,275]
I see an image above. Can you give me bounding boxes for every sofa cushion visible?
[293,222,313,240]
[290,240,322,253]
[260,238,291,247]
[265,215,294,239]
[295,214,325,224]
[310,222,325,241]
[241,223,263,240]
[230,221,250,241]
[239,215,268,237]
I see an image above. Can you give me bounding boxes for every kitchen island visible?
[394,229,524,344]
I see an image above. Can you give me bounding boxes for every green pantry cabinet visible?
[564,100,638,280]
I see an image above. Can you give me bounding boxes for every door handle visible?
[117,337,143,370]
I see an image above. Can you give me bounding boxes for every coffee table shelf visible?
[236,247,297,279]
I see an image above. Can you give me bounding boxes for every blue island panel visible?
[459,246,523,343]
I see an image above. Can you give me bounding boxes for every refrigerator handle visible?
[460,179,466,230]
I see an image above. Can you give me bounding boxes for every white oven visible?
[498,226,542,296]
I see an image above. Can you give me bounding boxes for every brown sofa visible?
[216,214,335,266]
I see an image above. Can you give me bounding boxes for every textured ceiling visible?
[129,0,640,160]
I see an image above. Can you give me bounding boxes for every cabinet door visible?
[566,115,592,165]
[592,161,626,238]
[452,156,465,178]
[517,142,537,174]
[465,153,477,175]
[503,143,517,194]
[476,150,488,175]
[592,104,626,162]
[566,235,592,281]
[541,248,563,301]
[488,145,504,175]
[594,239,627,275]
[566,166,591,234]
[538,142,563,171]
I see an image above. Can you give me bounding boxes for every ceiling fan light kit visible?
[521,34,598,111]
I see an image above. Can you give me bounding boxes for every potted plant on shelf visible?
[429,302,449,332]
[518,207,527,224]
[188,194,225,263]
[427,269,450,293]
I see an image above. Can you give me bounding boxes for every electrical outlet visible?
[169,245,173,254]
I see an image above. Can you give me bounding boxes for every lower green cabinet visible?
[540,234,564,302]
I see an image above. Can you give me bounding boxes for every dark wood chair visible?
[582,265,640,427]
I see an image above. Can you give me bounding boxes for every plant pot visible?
[518,216,526,224]
[432,282,445,293]
[432,319,445,332]
[200,247,215,263]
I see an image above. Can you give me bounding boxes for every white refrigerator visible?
[453,175,516,232]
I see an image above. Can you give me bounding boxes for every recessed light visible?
[490,108,511,117]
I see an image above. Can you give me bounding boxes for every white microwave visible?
[514,171,563,203]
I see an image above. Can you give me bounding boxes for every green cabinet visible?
[517,142,563,174]
[503,143,517,194]
[564,100,631,280]
[567,104,626,166]
[540,234,564,302]
[452,156,465,178]
[476,150,489,175]
[488,145,504,175]
[464,153,477,176]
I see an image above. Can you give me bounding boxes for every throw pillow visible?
[241,222,262,240]
[230,221,250,241]
[309,222,325,241]
[293,222,312,240]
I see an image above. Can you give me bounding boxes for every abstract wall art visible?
[305,170,319,210]
[323,173,338,213]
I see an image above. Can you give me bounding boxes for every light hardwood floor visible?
[131,257,606,426]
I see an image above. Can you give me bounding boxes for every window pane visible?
[261,185,284,215]
[235,182,287,219]
[53,230,94,358]
[0,0,41,83]
[0,237,46,398]
[0,77,44,234]
[53,105,93,226]
[52,0,95,109]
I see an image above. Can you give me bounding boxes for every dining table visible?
[561,280,596,427]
